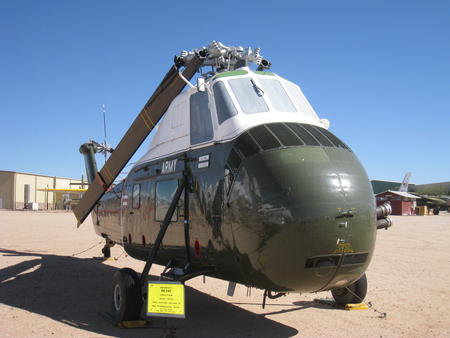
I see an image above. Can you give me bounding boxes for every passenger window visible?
[132,184,140,209]
[155,180,179,222]
[190,91,213,145]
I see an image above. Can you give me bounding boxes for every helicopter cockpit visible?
[139,41,330,164]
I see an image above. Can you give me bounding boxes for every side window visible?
[132,184,140,209]
[190,91,213,145]
[213,81,238,124]
[284,81,318,119]
[155,180,179,222]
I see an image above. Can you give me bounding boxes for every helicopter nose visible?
[225,123,376,292]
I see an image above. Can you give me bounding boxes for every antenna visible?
[103,104,107,147]
[90,104,114,164]
[101,104,113,163]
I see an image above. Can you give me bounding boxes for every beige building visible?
[0,171,86,210]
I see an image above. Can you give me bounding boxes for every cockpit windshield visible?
[221,76,317,120]
[228,78,269,114]
[258,78,296,112]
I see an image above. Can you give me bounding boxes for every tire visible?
[331,273,367,306]
[111,268,143,322]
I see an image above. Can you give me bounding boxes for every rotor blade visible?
[74,55,204,226]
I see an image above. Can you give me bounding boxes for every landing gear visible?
[111,268,143,322]
[110,176,188,323]
[331,273,367,306]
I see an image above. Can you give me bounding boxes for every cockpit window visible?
[213,81,238,124]
[228,78,269,114]
[228,77,300,114]
[283,81,318,119]
[258,78,296,112]
[190,91,214,145]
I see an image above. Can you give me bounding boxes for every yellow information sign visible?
[147,281,185,318]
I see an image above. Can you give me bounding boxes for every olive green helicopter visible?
[74,41,392,322]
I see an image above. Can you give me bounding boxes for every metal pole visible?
[139,177,186,286]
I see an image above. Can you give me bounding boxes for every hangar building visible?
[0,170,85,210]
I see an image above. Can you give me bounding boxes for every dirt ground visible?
[1,210,449,337]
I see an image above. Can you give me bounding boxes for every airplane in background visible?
[397,173,448,214]
[398,172,412,193]
[412,194,448,215]
[73,41,392,322]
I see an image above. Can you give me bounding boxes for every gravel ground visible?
[1,210,449,337]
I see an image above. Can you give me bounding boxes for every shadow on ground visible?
[0,248,299,337]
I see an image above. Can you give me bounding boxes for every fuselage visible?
[92,68,377,293]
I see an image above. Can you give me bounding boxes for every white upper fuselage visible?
[136,67,328,166]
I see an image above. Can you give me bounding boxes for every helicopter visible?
[73,41,392,322]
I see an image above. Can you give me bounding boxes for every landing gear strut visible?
[111,177,188,322]
[331,273,367,306]
[102,238,115,258]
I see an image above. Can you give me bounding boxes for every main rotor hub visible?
[176,41,271,76]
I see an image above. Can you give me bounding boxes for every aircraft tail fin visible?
[399,172,412,192]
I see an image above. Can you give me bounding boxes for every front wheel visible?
[331,273,367,305]
[111,268,143,322]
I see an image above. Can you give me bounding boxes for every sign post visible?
[147,281,185,318]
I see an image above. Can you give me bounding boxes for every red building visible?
[375,190,419,216]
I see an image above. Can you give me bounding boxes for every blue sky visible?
[1,1,449,185]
